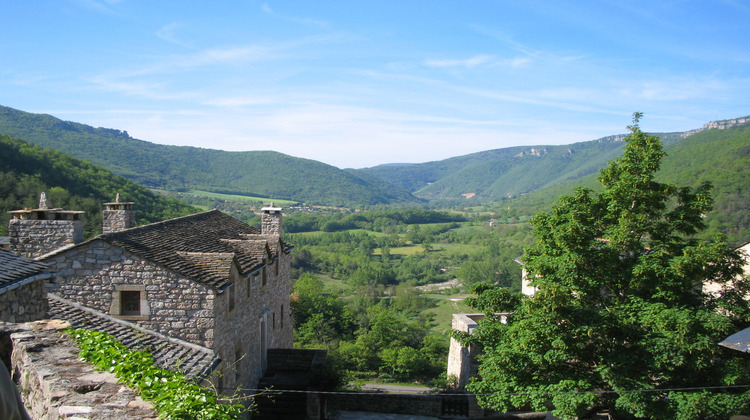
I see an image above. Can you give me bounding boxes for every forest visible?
[283,209,530,385]
[0,134,196,237]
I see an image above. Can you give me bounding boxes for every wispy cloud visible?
[424,55,494,68]
[259,2,329,29]
[156,23,193,48]
[69,0,121,15]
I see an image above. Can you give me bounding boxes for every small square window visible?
[121,291,141,316]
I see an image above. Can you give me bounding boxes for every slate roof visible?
[47,294,219,379]
[0,248,50,291]
[44,209,292,291]
[720,326,750,353]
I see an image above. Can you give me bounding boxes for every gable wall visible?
[44,241,216,348]
[213,248,293,390]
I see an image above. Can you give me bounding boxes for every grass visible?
[423,296,475,335]
[374,245,425,256]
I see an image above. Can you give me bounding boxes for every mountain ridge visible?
[1,104,748,207]
[0,105,419,206]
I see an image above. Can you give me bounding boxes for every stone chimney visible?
[8,192,85,258]
[260,203,282,237]
[102,193,135,234]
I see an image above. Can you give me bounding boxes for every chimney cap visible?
[261,203,282,213]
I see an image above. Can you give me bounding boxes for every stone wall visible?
[44,240,217,348]
[0,280,48,323]
[447,314,483,389]
[44,237,294,391]
[102,208,135,234]
[261,207,282,236]
[9,219,84,258]
[213,245,293,391]
[8,321,158,419]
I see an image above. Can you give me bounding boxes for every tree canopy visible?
[465,114,750,419]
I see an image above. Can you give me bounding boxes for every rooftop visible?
[47,294,219,379]
[0,248,50,292]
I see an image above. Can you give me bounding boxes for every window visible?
[280,304,284,329]
[228,284,235,312]
[121,291,141,315]
[262,266,267,287]
[110,284,149,320]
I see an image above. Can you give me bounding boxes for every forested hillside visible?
[359,132,684,201]
[0,105,419,206]
[484,122,750,246]
[0,134,197,238]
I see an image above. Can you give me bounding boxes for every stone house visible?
[0,249,52,323]
[8,195,294,393]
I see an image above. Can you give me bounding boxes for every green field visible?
[424,297,474,335]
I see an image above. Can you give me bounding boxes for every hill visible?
[485,119,750,246]
[0,105,419,207]
[0,134,197,238]
[358,132,685,201]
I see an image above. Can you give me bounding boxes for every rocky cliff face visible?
[680,116,750,138]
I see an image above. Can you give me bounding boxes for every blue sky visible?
[2,1,749,168]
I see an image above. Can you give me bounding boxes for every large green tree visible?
[466,114,750,419]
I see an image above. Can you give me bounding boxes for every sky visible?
[1,1,749,169]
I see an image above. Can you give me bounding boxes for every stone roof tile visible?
[47,294,219,380]
[47,209,291,291]
[0,248,49,289]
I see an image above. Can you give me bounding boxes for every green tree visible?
[291,274,356,347]
[466,114,750,419]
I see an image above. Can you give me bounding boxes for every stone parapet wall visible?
[44,241,216,348]
[10,322,158,419]
[0,280,48,323]
[9,219,84,258]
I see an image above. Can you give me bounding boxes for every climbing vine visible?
[67,328,245,419]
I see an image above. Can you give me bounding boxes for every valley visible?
[2,104,750,387]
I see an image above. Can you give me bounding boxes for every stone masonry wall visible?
[447,314,483,389]
[0,280,48,323]
[102,209,136,234]
[44,240,216,348]
[261,210,282,236]
[213,246,293,391]
[10,322,157,420]
[9,219,84,258]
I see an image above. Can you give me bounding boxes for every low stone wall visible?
[323,391,489,418]
[325,392,443,417]
[9,321,158,419]
[0,280,48,323]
